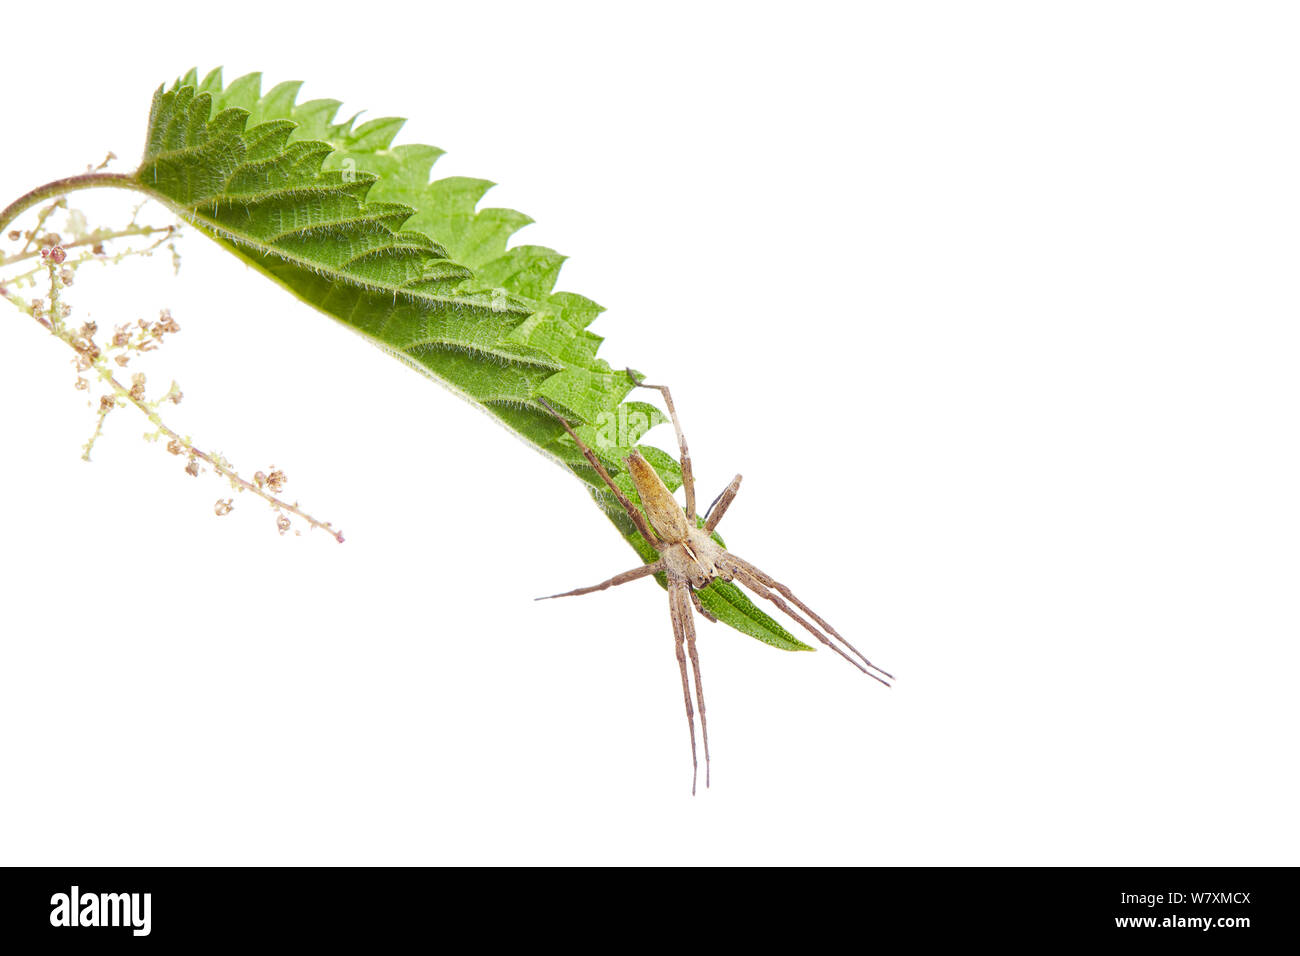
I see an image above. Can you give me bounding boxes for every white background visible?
[1,2,1297,865]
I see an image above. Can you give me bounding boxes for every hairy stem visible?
[0,172,141,236]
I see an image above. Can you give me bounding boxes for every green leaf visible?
[699,581,814,652]
[130,68,806,653]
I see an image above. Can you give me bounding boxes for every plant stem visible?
[0,223,174,268]
[89,358,345,542]
[0,172,140,236]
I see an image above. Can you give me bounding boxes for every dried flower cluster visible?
[0,197,343,544]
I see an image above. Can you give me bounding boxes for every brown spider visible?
[538,375,892,794]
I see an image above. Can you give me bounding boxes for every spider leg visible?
[670,582,712,790]
[703,474,742,534]
[669,577,710,793]
[724,555,893,686]
[626,369,695,522]
[537,398,663,550]
[689,585,718,623]
[536,561,664,601]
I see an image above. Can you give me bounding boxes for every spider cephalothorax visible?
[539,376,891,793]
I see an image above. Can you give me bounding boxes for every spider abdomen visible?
[626,450,691,542]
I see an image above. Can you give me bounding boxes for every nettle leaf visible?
[134,68,809,653]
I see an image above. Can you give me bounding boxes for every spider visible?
[538,374,892,794]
